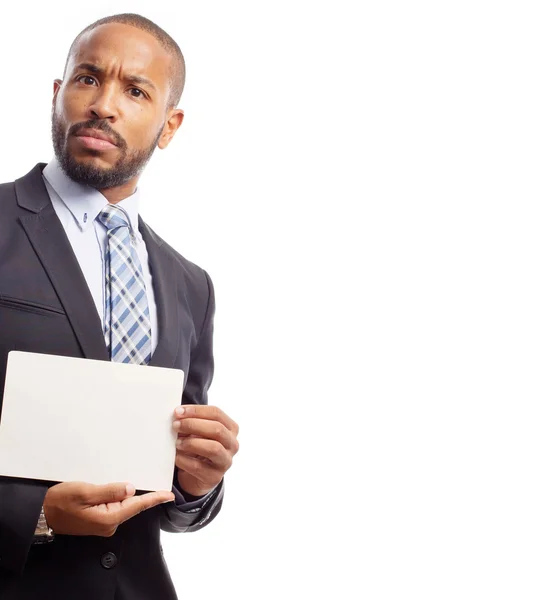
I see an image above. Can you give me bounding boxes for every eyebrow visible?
[74,62,156,92]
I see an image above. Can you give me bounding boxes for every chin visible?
[70,151,116,170]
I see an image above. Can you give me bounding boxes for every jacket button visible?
[100,552,118,569]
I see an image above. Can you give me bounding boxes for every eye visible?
[128,88,146,99]
[77,75,97,86]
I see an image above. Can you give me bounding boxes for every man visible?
[0,13,239,600]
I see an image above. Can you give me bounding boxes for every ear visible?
[158,109,185,150]
[52,79,63,108]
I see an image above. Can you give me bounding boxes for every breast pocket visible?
[0,295,65,317]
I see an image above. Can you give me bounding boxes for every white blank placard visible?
[0,351,184,491]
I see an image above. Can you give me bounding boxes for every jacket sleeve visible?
[160,270,224,533]
[0,478,48,574]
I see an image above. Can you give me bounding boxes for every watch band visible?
[33,506,54,544]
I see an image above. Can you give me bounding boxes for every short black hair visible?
[64,13,186,108]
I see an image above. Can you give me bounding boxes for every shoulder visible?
[140,219,214,306]
[0,181,16,198]
[0,180,21,220]
[0,163,49,214]
[167,241,214,300]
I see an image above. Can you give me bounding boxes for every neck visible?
[99,177,139,204]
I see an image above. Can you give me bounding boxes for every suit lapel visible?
[14,164,179,368]
[139,217,179,368]
[15,164,109,361]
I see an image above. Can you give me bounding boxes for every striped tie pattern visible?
[98,205,152,365]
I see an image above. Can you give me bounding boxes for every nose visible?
[87,83,119,122]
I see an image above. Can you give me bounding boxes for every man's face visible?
[52,23,175,189]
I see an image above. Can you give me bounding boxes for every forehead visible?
[67,23,173,88]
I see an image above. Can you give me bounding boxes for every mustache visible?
[68,120,126,149]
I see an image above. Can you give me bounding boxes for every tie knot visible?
[98,205,130,231]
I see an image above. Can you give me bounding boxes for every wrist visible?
[176,471,211,500]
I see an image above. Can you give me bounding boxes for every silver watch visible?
[33,506,54,544]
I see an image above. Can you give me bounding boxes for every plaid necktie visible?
[97,205,152,365]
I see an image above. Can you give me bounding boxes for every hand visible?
[173,405,240,497]
[43,481,174,537]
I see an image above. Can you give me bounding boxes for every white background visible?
[1,1,556,598]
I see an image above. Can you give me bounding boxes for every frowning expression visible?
[52,22,182,189]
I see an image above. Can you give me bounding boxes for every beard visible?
[51,112,162,190]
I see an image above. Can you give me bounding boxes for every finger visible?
[174,405,239,435]
[176,437,232,469]
[172,417,238,452]
[116,491,175,523]
[80,482,136,506]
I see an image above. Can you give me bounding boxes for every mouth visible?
[73,127,119,151]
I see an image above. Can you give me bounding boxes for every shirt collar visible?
[42,158,141,234]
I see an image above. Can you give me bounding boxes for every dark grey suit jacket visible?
[0,164,224,599]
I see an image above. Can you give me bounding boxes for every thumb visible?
[82,482,136,506]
